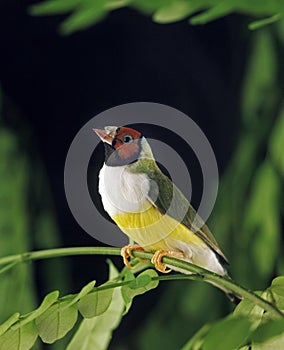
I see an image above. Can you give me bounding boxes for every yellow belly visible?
[112,202,205,252]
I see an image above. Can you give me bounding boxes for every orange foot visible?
[121,244,146,269]
[151,250,185,273]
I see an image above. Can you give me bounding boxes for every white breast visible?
[98,164,151,216]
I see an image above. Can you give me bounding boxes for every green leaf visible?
[59,1,107,35]
[189,1,283,26]
[181,324,211,350]
[29,0,82,15]
[202,316,252,350]
[245,161,280,279]
[63,280,96,308]
[0,313,20,337]
[153,0,193,24]
[252,319,284,343]
[190,2,233,25]
[78,287,113,318]
[271,276,284,296]
[128,273,152,289]
[270,276,284,309]
[269,107,284,178]
[249,14,282,30]
[251,332,284,349]
[105,0,129,10]
[67,288,124,350]
[121,269,135,314]
[122,269,159,315]
[241,29,277,125]
[131,0,173,14]
[12,290,59,330]
[271,293,284,310]
[36,299,78,344]
[67,261,124,350]
[277,18,284,43]
[233,294,264,329]
[0,321,38,350]
[0,127,37,322]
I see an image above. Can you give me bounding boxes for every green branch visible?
[0,246,283,318]
[0,247,121,266]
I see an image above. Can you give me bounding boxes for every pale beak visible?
[93,127,116,145]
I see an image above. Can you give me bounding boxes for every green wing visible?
[142,161,228,264]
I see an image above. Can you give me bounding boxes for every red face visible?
[94,126,143,166]
[112,127,142,160]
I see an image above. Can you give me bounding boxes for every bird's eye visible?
[123,135,133,144]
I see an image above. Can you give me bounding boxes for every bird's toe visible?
[121,244,145,268]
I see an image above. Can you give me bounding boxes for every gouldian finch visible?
[94,125,237,300]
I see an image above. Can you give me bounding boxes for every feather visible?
[128,158,229,265]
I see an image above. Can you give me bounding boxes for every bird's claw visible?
[151,250,185,274]
[121,244,146,269]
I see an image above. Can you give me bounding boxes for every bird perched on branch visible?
[94,125,239,301]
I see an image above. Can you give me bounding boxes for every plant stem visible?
[0,247,121,266]
[0,246,283,318]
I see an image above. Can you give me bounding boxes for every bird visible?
[94,125,239,301]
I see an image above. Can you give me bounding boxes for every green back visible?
[129,159,228,264]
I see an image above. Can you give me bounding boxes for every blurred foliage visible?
[29,0,284,34]
[212,27,284,288]
[0,91,71,349]
[0,95,36,322]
